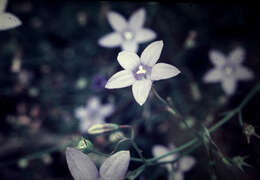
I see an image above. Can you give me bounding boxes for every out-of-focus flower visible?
[203,47,254,95]
[105,40,180,106]
[152,144,196,180]
[75,96,114,133]
[0,0,22,30]
[91,74,107,91]
[75,77,88,89]
[98,8,156,53]
[66,147,130,180]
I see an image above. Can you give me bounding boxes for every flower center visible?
[134,64,152,80]
[136,65,146,75]
[123,31,134,40]
[223,66,234,76]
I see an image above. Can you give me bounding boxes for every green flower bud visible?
[76,137,93,153]
[88,123,119,135]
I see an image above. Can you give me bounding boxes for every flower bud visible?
[109,131,125,143]
[88,123,119,135]
[76,137,93,153]
[243,123,260,144]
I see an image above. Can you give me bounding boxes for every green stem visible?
[148,83,260,163]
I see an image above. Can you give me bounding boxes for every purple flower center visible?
[133,64,152,80]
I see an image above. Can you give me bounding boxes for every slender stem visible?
[119,125,146,163]
[148,83,260,163]
[91,149,143,162]
[238,111,243,127]
[152,87,180,117]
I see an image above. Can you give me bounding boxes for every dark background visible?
[0,1,259,180]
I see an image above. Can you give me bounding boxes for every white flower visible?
[75,96,114,133]
[203,47,254,95]
[152,144,196,180]
[66,147,130,180]
[105,40,180,106]
[0,0,22,30]
[98,8,156,53]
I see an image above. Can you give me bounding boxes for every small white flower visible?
[0,0,22,30]
[98,8,156,53]
[152,144,196,180]
[66,147,130,180]
[75,96,114,133]
[203,47,254,95]
[105,40,180,106]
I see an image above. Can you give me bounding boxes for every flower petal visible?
[105,70,135,89]
[0,0,7,12]
[179,156,196,172]
[0,13,22,31]
[152,145,176,162]
[203,69,222,83]
[151,63,180,81]
[107,11,127,31]
[121,41,138,53]
[100,104,114,117]
[141,40,163,66]
[209,50,226,67]
[100,151,130,180]
[221,77,237,95]
[229,47,245,64]
[129,8,145,30]
[235,66,254,80]
[75,107,87,119]
[88,96,101,109]
[132,79,152,106]
[135,28,156,43]
[65,147,98,180]
[98,32,122,48]
[174,172,184,180]
[117,51,140,70]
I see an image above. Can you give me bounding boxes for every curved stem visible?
[148,83,260,163]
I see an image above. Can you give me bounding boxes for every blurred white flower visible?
[203,47,254,95]
[0,0,22,30]
[75,96,114,133]
[152,144,196,180]
[66,147,130,180]
[98,8,156,53]
[105,40,180,106]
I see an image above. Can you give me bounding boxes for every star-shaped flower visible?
[105,40,180,106]
[0,0,22,30]
[98,8,156,53]
[203,47,254,95]
[66,147,130,180]
[152,144,196,180]
[75,96,114,133]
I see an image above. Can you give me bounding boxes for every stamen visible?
[123,31,133,40]
[136,65,146,75]
[224,66,233,75]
